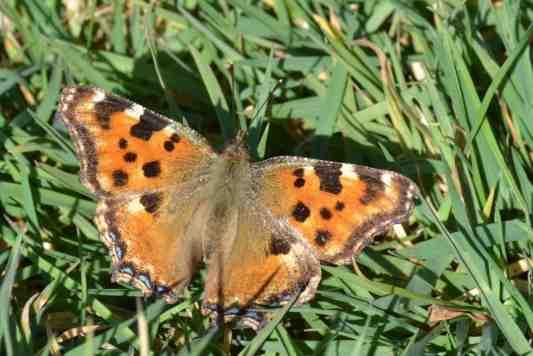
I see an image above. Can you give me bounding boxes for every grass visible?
[1,0,532,354]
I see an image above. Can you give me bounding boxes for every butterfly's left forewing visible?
[59,86,216,197]
[252,156,417,264]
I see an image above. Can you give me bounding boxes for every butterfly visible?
[58,85,417,329]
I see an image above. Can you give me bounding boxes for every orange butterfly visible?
[58,86,417,329]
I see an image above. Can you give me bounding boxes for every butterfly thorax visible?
[216,140,252,187]
[197,140,254,257]
[220,137,250,161]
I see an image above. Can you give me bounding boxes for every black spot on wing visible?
[170,133,180,143]
[123,152,137,162]
[320,207,332,220]
[112,170,128,186]
[294,178,305,188]
[359,175,384,205]
[269,236,291,255]
[335,201,345,211]
[140,192,162,213]
[314,163,342,194]
[95,113,110,129]
[94,97,130,130]
[142,161,161,178]
[130,111,169,140]
[164,141,175,152]
[292,201,310,222]
[292,168,304,177]
[315,230,331,246]
[118,138,128,149]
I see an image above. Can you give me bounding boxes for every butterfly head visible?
[221,130,250,162]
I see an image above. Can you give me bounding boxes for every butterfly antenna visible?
[250,79,284,126]
[246,79,284,154]
[228,63,239,132]
[234,129,247,147]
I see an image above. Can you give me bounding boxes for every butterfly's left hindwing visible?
[96,192,206,302]
[252,157,417,264]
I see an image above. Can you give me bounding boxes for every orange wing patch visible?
[254,158,417,264]
[59,86,215,197]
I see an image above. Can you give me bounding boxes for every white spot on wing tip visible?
[125,103,144,118]
[163,126,177,136]
[62,87,76,98]
[91,89,106,103]
[408,183,418,198]
[303,166,314,175]
[381,172,393,185]
[59,93,75,112]
[381,172,394,193]
[340,164,359,180]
